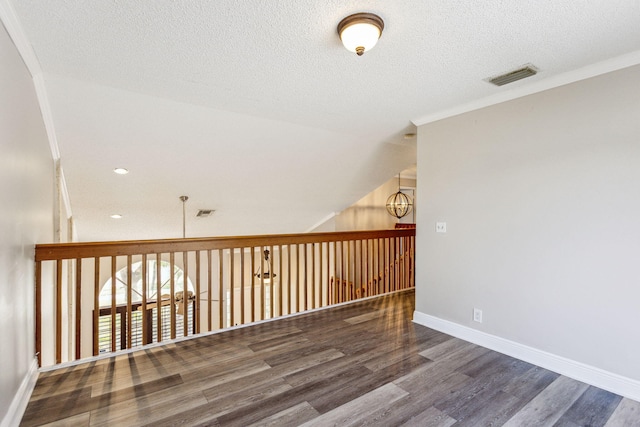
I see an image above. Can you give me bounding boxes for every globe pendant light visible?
[386,174,413,219]
[337,13,384,56]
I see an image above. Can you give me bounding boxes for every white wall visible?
[0,22,54,423]
[416,65,640,383]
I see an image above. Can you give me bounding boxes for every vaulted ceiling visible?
[8,0,640,241]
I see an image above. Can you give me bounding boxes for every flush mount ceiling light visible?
[110,214,123,219]
[113,167,129,175]
[337,12,384,56]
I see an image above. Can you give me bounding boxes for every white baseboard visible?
[413,310,640,402]
[0,357,39,427]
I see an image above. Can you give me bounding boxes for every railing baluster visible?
[240,247,245,325]
[93,257,100,356]
[110,256,116,352]
[250,247,255,323]
[395,237,401,290]
[157,253,163,341]
[411,236,415,287]
[287,244,291,315]
[218,250,224,328]
[357,240,361,298]
[278,244,282,317]
[331,241,336,305]
[327,242,332,305]
[55,259,62,364]
[348,240,352,300]
[336,241,346,303]
[35,260,42,366]
[303,244,308,311]
[404,237,409,289]
[195,251,201,334]
[389,238,396,292]
[310,243,315,309]
[319,243,323,308]
[127,255,133,348]
[74,258,81,360]
[363,240,368,297]
[229,248,234,326]
[207,250,212,331]
[383,239,388,293]
[400,237,404,289]
[182,252,189,337]
[377,239,381,295]
[269,245,274,319]
[141,254,148,345]
[170,253,176,340]
[259,246,264,320]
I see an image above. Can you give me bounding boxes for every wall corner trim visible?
[413,310,640,402]
[0,358,39,427]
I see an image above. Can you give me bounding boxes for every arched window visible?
[100,260,194,306]
[98,260,195,353]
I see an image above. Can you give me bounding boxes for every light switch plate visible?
[436,222,447,233]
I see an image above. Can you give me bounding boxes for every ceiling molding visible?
[412,49,640,127]
[0,0,41,77]
[33,74,61,160]
[58,165,72,220]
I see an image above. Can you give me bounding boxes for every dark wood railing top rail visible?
[35,229,415,261]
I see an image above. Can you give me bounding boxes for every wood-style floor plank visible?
[502,375,590,426]
[246,402,319,427]
[21,290,639,426]
[299,382,408,426]
[554,386,623,427]
[39,412,91,427]
[604,398,640,426]
[399,406,457,427]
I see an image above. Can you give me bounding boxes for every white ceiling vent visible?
[196,209,215,218]
[487,64,538,86]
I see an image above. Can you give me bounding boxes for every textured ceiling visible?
[9,0,640,241]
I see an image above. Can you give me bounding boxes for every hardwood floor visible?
[21,290,640,426]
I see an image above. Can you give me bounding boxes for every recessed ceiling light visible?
[113,168,129,175]
[110,214,123,219]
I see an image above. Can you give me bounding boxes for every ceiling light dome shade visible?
[338,13,384,56]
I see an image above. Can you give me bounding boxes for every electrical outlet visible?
[473,308,483,323]
[436,222,447,233]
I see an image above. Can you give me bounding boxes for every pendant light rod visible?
[179,195,189,238]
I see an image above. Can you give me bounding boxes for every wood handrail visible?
[35,230,415,261]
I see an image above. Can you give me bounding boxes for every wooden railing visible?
[35,229,415,367]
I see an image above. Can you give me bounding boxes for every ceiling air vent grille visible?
[196,209,215,218]
[487,65,538,86]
